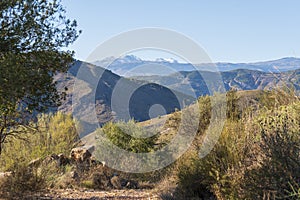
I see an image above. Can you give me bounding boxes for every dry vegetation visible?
[0,89,299,200]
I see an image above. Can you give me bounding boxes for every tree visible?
[0,0,81,154]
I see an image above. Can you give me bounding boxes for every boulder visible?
[111,175,122,189]
[70,147,92,163]
[57,153,70,167]
[0,172,12,179]
[92,172,111,190]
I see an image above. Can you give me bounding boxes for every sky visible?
[61,0,300,63]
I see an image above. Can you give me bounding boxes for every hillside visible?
[132,68,300,96]
[51,59,300,141]
[54,61,300,134]
[54,61,195,136]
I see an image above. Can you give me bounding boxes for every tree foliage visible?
[0,0,80,153]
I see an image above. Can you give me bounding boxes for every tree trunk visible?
[0,134,2,155]
[0,127,4,155]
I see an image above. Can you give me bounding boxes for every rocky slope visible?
[54,61,195,136]
[132,68,300,97]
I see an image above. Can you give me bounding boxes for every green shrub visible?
[1,162,46,195]
[94,120,162,182]
[244,102,300,199]
[37,112,79,156]
[258,87,298,109]
[0,112,79,195]
[176,120,251,199]
[287,182,300,199]
[175,90,300,199]
[0,112,78,171]
[97,120,158,153]
[0,158,64,196]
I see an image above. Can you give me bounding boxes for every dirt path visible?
[19,189,162,200]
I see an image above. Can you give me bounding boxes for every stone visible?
[0,172,12,178]
[70,171,79,180]
[28,157,43,168]
[92,172,111,190]
[70,147,92,163]
[110,175,122,189]
[57,153,70,167]
[125,180,138,189]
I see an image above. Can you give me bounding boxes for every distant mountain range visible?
[54,58,300,135]
[132,68,300,97]
[93,56,300,76]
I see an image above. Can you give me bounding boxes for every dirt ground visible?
[11,189,162,200]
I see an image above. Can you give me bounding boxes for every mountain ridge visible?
[55,61,195,136]
[54,60,300,136]
[92,56,300,76]
[132,68,300,97]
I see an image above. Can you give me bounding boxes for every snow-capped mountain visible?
[155,58,178,63]
[92,55,300,77]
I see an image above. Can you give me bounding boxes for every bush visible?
[244,102,300,199]
[0,112,78,171]
[99,120,158,153]
[94,120,163,182]
[1,162,45,195]
[175,90,300,199]
[287,182,300,199]
[176,121,251,199]
[0,112,79,195]
[36,112,80,156]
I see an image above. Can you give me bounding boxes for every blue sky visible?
[61,0,300,63]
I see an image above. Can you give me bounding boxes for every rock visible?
[70,171,79,181]
[89,157,106,167]
[90,156,99,166]
[51,154,59,160]
[86,145,95,154]
[42,154,59,166]
[28,157,43,168]
[57,153,70,167]
[92,172,111,190]
[0,172,12,179]
[120,178,138,189]
[70,147,93,171]
[110,175,122,189]
[70,147,92,163]
[125,180,139,189]
[40,153,70,167]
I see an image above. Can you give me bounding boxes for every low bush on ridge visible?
[175,90,300,199]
